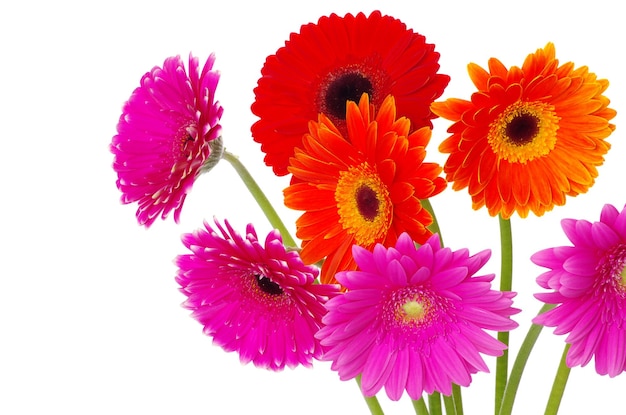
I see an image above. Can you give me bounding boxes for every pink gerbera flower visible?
[111,54,223,227]
[533,204,626,377]
[317,233,518,400]
[176,219,340,370]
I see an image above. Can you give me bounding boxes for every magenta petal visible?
[176,219,339,371]
[319,232,517,399]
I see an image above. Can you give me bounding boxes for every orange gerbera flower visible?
[431,42,616,218]
[284,94,446,285]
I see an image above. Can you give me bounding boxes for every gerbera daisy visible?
[251,10,450,176]
[431,42,616,218]
[317,233,519,400]
[533,204,626,377]
[111,54,223,227]
[283,93,446,285]
[175,219,339,370]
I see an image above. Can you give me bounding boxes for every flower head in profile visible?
[252,10,450,176]
[431,42,616,218]
[175,219,339,371]
[317,233,519,400]
[111,54,223,227]
[533,204,626,377]
[283,94,446,285]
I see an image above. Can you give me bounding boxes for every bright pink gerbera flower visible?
[317,233,518,400]
[176,219,340,370]
[533,204,626,377]
[111,54,223,227]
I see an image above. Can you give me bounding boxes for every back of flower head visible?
[110,53,223,227]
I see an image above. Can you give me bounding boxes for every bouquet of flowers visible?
[109,10,618,415]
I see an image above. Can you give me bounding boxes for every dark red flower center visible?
[506,113,540,145]
[255,274,283,296]
[356,184,379,221]
[324,72,373,119]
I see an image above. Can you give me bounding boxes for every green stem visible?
[429,392,443,415]
[412,398,430,415]
[421,198,444,247]
[544,344,571,415]
[222,151,297,248]
[355,376,385,415]
[443,394,457,415]
[495,215,513,414]
[452,384,464,415]
[498,303,555,415]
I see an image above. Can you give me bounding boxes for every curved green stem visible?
[498,303,555,415]
[356,376,385,415]
[544,344,571,415]
[429,392,443,415]
[495,215,513,414]
[412,397,430,415]
[421,198,444,247]
[222,151,297,247]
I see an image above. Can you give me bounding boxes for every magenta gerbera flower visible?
[176,219,340,370]
[316,233,518,400]
[533,204,626,377]
[111,54,223,227]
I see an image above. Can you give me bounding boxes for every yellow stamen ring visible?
[488,101,560,163]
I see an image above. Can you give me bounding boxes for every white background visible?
[1,0,624,414]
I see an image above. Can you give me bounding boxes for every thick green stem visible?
[544,344,571,415]
[429,392,443,415]
[452,384,463,415]
[498,303,555,415]
[443,394,457,415]
[356,376,385,415]
[495,215,513,414]
[222,151,297,248]
[412,398,430,415]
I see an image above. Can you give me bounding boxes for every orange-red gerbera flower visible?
[252,11,450,176]
[431,42,616,218]
[284,94,446,285]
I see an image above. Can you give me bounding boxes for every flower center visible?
[382,287,436,335]
[401,300,426,322]
[596,244,626,294]
[487,101,560,163]
[323,72,373,119]
[335,163,392,246]
[356,184,380,221]
[170,122,200,174]
[255,274,284,296]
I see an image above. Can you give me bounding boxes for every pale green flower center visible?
[402,300,425,321]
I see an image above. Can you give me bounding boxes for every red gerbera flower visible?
[283,94,446,285]
[252,11,450,176]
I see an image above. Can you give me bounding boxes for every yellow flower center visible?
[487,100,560,163]
[401,300,425,322]
[620,265,626,287]
[335,163,392,246]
